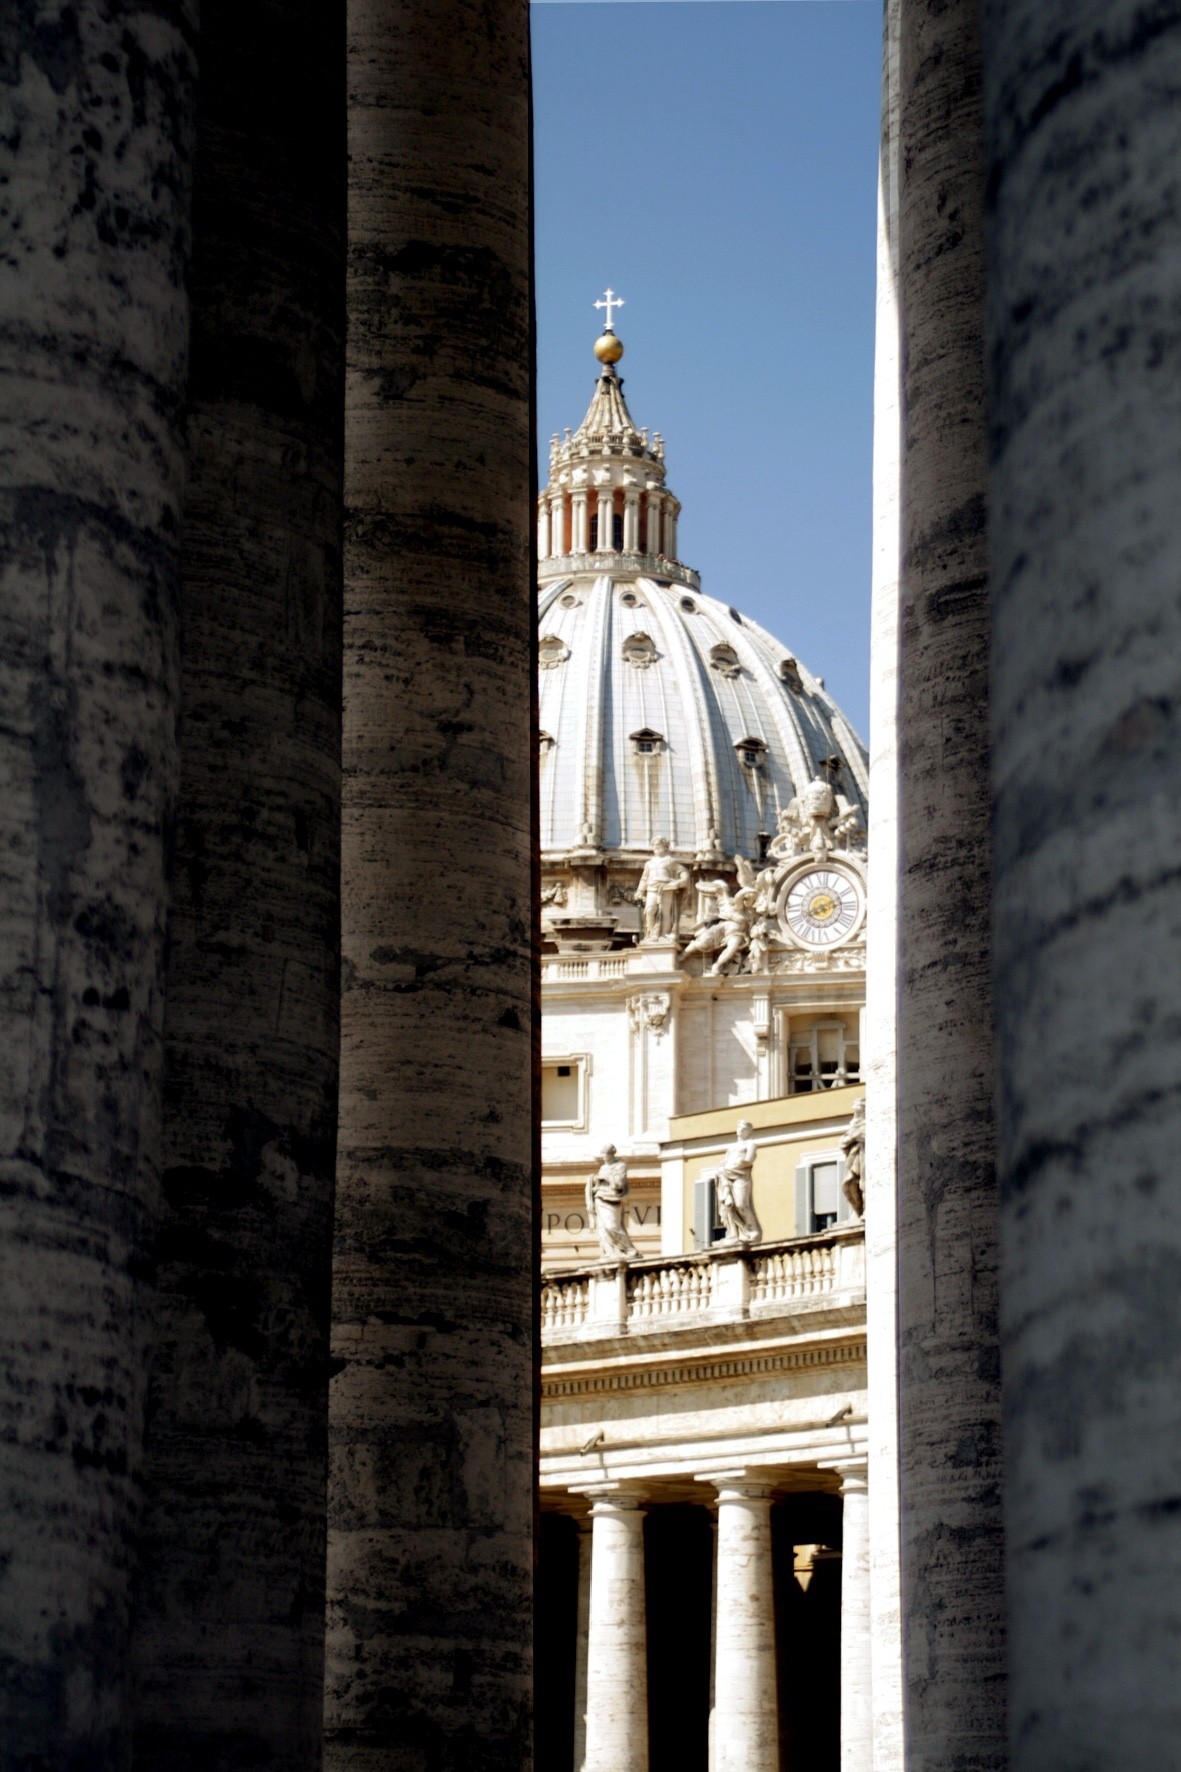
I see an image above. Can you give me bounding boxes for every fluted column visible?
[573,1513,593,1772]
[582,1488,649,1772]
[0,6,196,1761]
[711,1477,779,1772]
[984,5,1181,1765]
[837,1466,872,1772]
[551,491,567,556]
[623,491,640,552]
[646,491,662,557]
[326,0,535,1766]
[572,489,590,554]
[596,491,613,553]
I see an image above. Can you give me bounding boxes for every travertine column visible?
[573,1514,593,1772]
[837,1467,872,1772]
[983,6,1181,1765]
[572,488,590,553]
[538,498,551,560]
[551,491,567,556]
[893,0,1006,1761]
[711,1478,779,1772]
[596,491,613,553]
[0,6,196,1761]
[646,492,662,557]
[131,3,345,1765]
[664,505,678,560]
[624,491,640,552]
[582,1489,649,1772]
[326,1,535,1767]
[864,3,904,1766]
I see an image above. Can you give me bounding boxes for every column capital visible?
[822,1459,869,1495]
[699,1469,778,1503]
[571,1481,649,1513]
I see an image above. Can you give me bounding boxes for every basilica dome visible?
[537,333,868,864]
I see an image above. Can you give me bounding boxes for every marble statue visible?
[714,1120,763,1246]
[586,1145,638,1262]
[683,881,757,975]
[635,837,689,941]
[840,1096,866,1217]
[769,771,865,864]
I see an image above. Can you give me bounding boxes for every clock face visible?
[781,868,863,948]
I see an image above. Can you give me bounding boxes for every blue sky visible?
[532,1,879,739]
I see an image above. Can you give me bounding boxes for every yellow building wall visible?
[670,1084,862,1246]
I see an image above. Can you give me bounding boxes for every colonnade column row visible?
[325,0,536,1767]
[711,1478,779,1772]
[0,5,198,1761]
[983,4,1181,1765]
[891,0,1007,1762]
[581,1489,649,1772]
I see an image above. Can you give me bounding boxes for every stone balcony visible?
[541,1224,865,1345]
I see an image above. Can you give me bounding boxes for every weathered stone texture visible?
[0,2,196,1761]
[325,1,535,1766]
[130,3,345,1767]
[984,6,1181,1765]
[896,0,1006,1763]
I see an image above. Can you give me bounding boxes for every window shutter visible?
[793,1163,812,1237]
[692,1175,717,1251]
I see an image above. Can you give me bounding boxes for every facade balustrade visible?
[540,1224,864,1342]
[543,549,701,591]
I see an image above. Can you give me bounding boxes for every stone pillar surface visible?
[582,1489,649,1772]
[864,4,904,1767]
[894,0,1007,1762]
[325,2,535,1767]
[573,1514,593,1772]
[837,1467,872,1772]
[711,1479,778,1772]
[130,3,345,1766]
[983,6,1181,1765]
[0,6,196,1762]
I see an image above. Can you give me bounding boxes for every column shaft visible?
[326,0,536,1766]
[538,499,551,560]
[0,6,197,1760]
[895,0,1006,1759]
[584,1494,649,1772]
[712,1484,778,1772]
[647,494,662,557]
[596,491,612,553]
[131,2,346,1764]
[839,1470,872,1772]
[573,1516,593,1772]
[984,5,1181,1764]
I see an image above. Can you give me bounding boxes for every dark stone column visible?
[324,1,536,1768]
[984,7,1181,1765]
[0,3,197,1762]
[129,1,345,1766]
[895,0,1007,1762]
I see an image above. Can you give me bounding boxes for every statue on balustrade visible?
[840,1096,866,1217]
[682,879,757,975]
[586,1144,638,1262]
[714,1120,763,1246]
[635,837,689,940]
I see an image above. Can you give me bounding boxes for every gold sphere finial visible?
[594,330,624,366]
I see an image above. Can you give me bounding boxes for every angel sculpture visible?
[682,876,758,976]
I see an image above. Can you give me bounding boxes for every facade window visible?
[794,1155,846,1234]
[735,735,767,769]
[613,513,624,550]
[541,1058,586,1127]
[539,635,570,670]
[621,632,657,669]
[630,726,664,756]
[710,643,741,678]
[786,1015,860,1094]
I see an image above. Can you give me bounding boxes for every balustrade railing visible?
[540,1228,861,1340]
[540,550,701,591]
[547,955,629,981]
[628,1260,713,1322]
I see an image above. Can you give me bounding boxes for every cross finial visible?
[594,288,625,332]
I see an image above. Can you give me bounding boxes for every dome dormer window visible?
[779,656,804,693]
[619,591,642,608]
[736,737,767,769]
[710,643,742,679]
[622,632,657,670]
[630,727,664,756]
[539,635,570,670]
